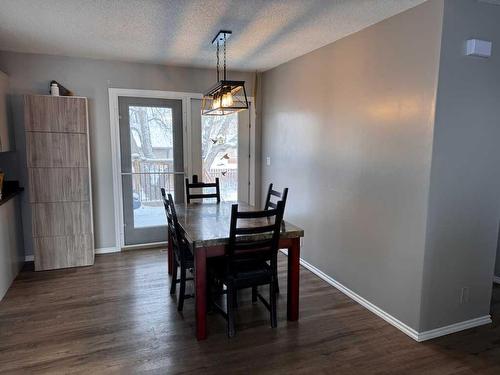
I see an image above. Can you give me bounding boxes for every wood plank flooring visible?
[0,249,499,374]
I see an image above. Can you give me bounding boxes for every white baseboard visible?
[122,241,167,251]
[494,276,500,284]
[24,255,34,262]
[417,315,491,341]
[280,249,492,342]
[96,243,166,254]
[95,247,120,254]
[280,249,420,340]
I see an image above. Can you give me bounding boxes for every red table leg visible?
[167,230,173,275]
[287,238,300,321]
[195,247,207,340]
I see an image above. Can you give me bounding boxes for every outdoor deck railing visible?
[132,159,238,204]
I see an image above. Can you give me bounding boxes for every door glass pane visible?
[201,113,238,201]
[129,106,174,228]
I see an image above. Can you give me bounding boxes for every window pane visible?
[201,113,238,201]
[129,106,174,228]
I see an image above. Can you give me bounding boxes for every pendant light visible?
[202,30,249,116]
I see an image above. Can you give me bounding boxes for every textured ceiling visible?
[0,0,427,71]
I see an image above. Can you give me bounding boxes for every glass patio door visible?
[118,97,184,246]
[190,99,250,203]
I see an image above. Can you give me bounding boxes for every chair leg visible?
[178,265,186,312]
[227,284,236,338]
[206,273,212,312]
[207,273,217,313]
[270,280,277,328]
[252,286,258,303]
[170,258,178,295]
[273,257,280,294]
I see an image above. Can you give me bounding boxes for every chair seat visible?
[182,258,194,269]
[210,258,273,288]
[173,239,194,264]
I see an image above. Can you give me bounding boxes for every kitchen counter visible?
[0,180,24,300]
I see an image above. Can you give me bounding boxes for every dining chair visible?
[264,183,289,295]
[185,174,221,203]
[264,183,288,210]
[208,200,285,337]
[161,188,194,311]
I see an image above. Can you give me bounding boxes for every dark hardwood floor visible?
[0,249,499,374]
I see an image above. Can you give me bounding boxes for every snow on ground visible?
[134,205,165,228]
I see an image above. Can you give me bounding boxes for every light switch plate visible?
[466,39,492,58]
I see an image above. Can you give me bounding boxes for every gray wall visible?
[0,51,254,255]
[496,232,500,278]
[261,0,444,330]
[419,0,500,331]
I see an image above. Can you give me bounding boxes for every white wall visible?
[419,0,500,331]
[496,233,500,280]
[261,0,444,330]
[0,51,254,255]
[261,0,500,336]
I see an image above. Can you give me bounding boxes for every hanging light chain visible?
[223,34,227,81]
[216,39,220,82]
[203,30,249,115]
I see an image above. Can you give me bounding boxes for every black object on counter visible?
[0,180,24,206]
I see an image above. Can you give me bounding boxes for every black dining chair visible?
[185,174,221,203]
[161,188,194,312]
[264,183,288,210]
[264,183,288,294]
[208,200,285,337]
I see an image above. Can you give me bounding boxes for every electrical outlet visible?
[266,156,271,166]
[460,287,470,304]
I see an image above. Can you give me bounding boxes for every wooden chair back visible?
[185,174,221,203]
[161,188,183,258]
[264,183,288,210]
[227,201,285,275]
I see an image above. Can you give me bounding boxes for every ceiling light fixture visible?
[202,30,249,116]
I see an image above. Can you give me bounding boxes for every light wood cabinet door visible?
[25,95,94,271]
[24,95,87,133]
[34,234,94,270]
[31,202,92,237]
[28,168,90,203]
[26,132,88,168]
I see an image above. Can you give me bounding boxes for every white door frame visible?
[108,88,256,251]
[247,100,257,206]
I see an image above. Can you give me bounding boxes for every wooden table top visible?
[175,201,304,249]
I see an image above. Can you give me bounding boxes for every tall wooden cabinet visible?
[24,95,94,271]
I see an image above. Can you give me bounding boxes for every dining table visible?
[168,201,305,340]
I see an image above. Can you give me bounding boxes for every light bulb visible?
[221,91,233,107]
[212,95,221,109]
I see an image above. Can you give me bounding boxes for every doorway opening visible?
[191,99,251,204]
[109,89,256,250]
[201,113,239,201]
[118,97,184,246]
